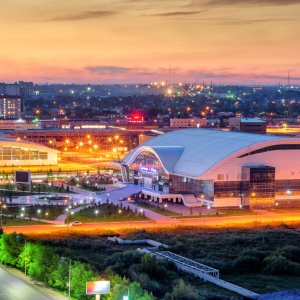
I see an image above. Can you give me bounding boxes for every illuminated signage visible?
[86,281,110,295]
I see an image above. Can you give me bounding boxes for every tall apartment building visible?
[0,81,33,111]
[0,95,21,118]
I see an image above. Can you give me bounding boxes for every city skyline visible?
[1,0,300,84]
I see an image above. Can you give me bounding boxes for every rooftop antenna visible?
[288,71,290,86]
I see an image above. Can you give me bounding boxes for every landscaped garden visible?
[66,201,148,223]
[1,204,66,223]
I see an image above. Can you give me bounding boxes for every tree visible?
[109,278,155,300]
[140,254,161,279]
[165,279,199,300]
[70,261,98,299]
[0,233,22,266]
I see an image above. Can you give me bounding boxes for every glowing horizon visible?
[1,0,300,85]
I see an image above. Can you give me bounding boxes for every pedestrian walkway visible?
[55,205,88,224]
[0,265,68,300]
[94,185,176,223]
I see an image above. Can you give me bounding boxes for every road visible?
[0,266,52,300]
[3,209,300,234]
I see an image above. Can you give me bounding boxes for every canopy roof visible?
[123,129,297,177]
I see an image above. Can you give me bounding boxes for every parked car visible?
[70,221,82,226]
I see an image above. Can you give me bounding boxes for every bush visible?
[262,256,300,275]
[276,245,300,263]
[103,250,143,276]
[165,279,199,300]
[233,255,261,272]
[140,254,161,280]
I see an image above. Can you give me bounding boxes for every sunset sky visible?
[1,0,300,84]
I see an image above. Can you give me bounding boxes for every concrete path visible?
[93,184,176,223]
[7,183,204,224]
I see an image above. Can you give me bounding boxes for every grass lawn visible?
[3,205,66,221]
[2,218,48,226]
[133,202,180,216]
[67,204,149,223]
[216,208,257,216]
[173,209,257,219]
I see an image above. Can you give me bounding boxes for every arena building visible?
[0,137,58,166]
[119,128,300,209]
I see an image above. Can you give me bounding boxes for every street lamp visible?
[61,257,72,300]
[116,284,130,300]
[16,235,27,276]
[37,209,42,220]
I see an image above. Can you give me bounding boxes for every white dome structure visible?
[121,129,300,208]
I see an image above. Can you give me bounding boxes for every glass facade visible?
[276,179,300,195]
[129,151,167,187]
[127,149,299,208]
[238,144,300,158]
[169,175,214,199]
[242,166,275,209]
[214,181,249,198]
[0,146,48,161]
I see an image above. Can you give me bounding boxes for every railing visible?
[155,251,219,278]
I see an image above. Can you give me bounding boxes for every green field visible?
[133,202,180,216]
[67,202,148,223]
[1,218,47,226]
[2,204,66,221]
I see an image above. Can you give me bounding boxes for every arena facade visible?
[0,137,58,166]
[119,129,300,209]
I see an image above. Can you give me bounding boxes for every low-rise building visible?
[229,118,266,134]
[170,118,207,128]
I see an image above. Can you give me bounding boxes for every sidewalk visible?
[1,264,68,300]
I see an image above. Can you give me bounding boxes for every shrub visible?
[165,279,199,300]
[276,245,300,263]
[262,256,300,275]
[233,255,261,272]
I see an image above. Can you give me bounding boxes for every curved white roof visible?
[123,128,299,177]
[0,137,59,153]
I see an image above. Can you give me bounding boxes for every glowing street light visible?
[116,284,130,300]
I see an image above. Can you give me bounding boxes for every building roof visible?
[123,128,297,177]
[239,118,266,123]
[0,135,59,152]
[0,95,21,99]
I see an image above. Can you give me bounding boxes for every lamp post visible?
[16,235,27,276]
[116,284,130,300]
[61,257,72,300]
[37,209,41,221]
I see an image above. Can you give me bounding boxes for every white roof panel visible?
[123,128,290,177]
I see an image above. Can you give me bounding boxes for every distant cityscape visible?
[0,80,300,130]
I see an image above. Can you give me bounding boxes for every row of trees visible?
[0,232,154,300]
